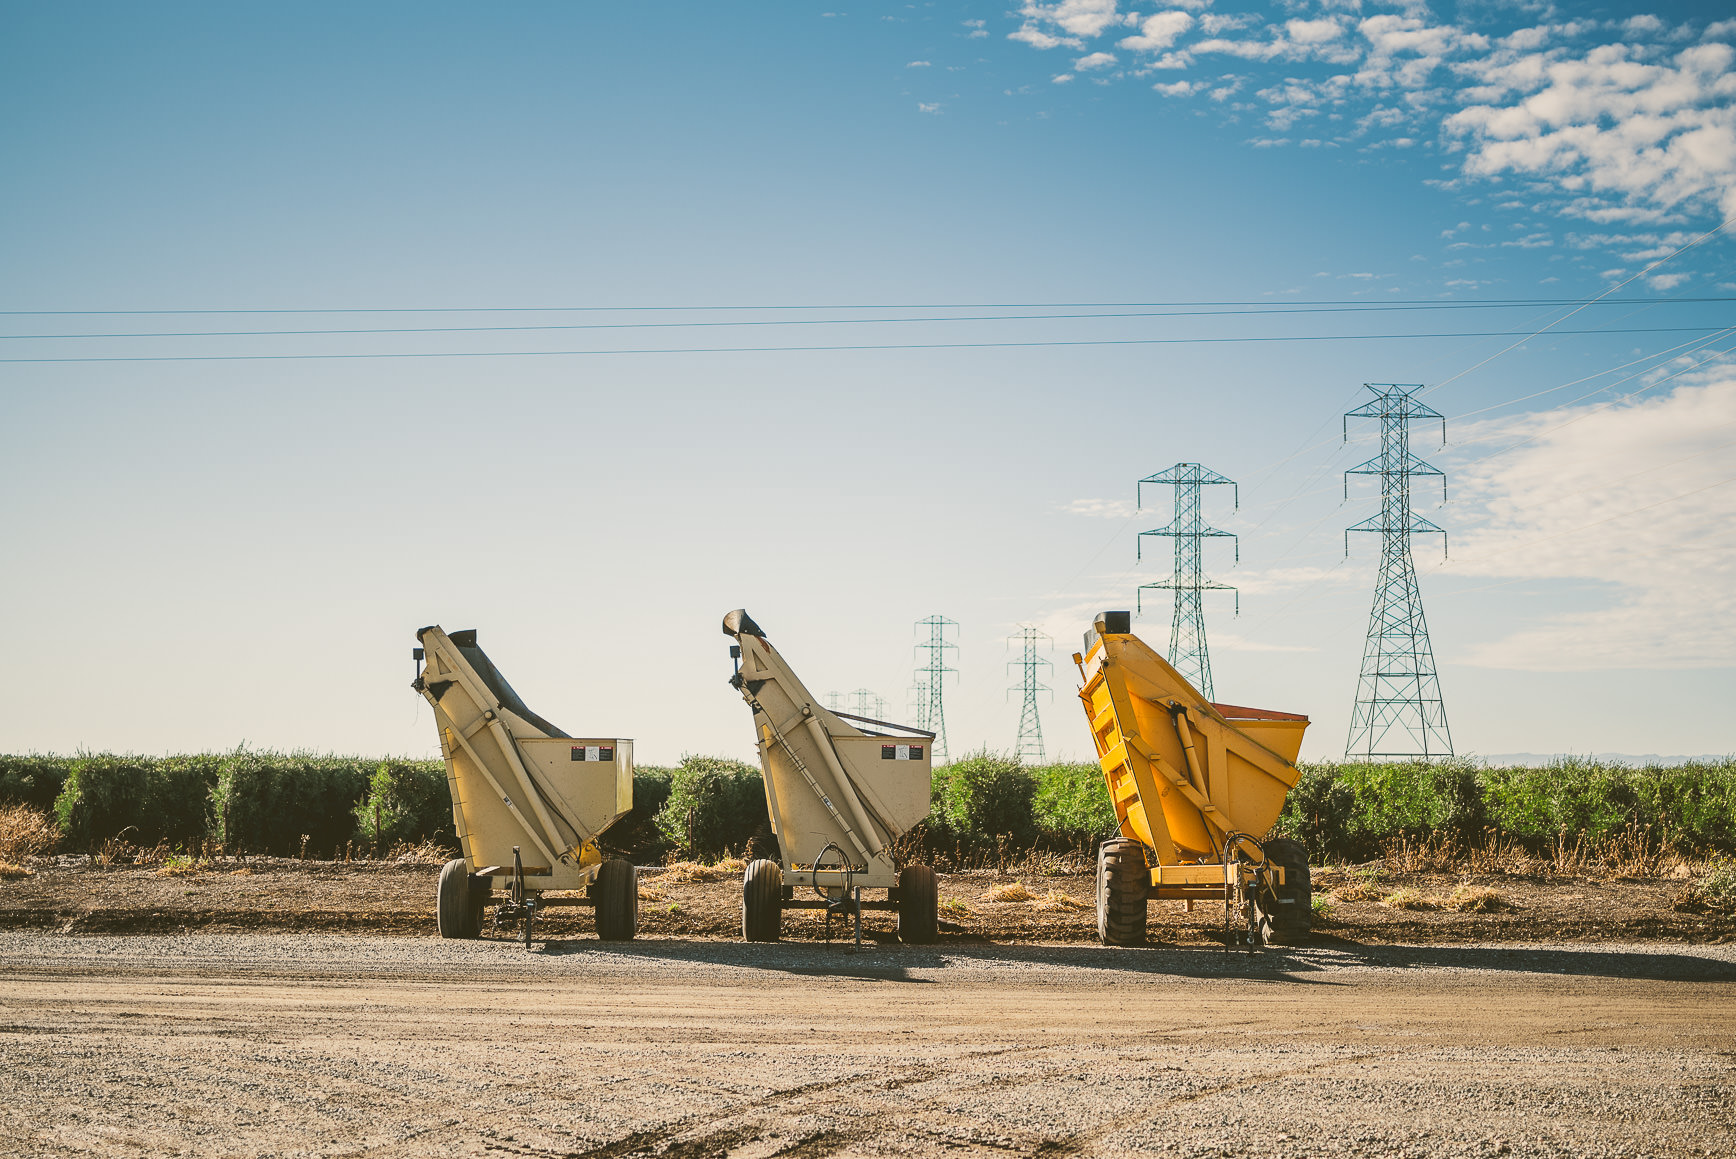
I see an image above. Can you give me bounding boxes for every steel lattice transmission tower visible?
[914,615,958,764]
[1137,463,1239,699]
[826,689,887,718]
[1343,383,1453,759]
[1006,625,1053,763]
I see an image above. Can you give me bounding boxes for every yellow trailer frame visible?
[1074,611,1313,946]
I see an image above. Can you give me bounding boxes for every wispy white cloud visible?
[1002,6,1736,234]
[1063,498,1136,519]
[1120,11,1193,54]
[1444,366,1736,670]
[1075,51,1117,71]
[1446,40,1736,221]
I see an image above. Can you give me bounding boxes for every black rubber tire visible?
[436,858,476,939]
[742,859,783,942]
[594,859,638,941]
[896,864,938,945]
[1096,839,1148,946]
[1255,837,1312,945]
[467,873,491,934]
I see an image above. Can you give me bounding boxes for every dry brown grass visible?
[1445,883,1512,913]
[1332,877,1384,903]
[979,882,1035,903]
[940,896,975,916]
[0,804,59,862]
[1674,859,1736,914]
[715,857,747,875]
[0,860,34,879]
[661,860,729,883]
[1380,887,1443,911]
[228,867,256,876]
[1032,888,1090,912]
[637,883,667,901]
[388,839,455,866]
[1453,824,1694,880]
[155,856,208,877]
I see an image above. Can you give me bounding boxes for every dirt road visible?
[2,934,1733,1159]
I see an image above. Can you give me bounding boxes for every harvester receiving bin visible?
[723,609,940,944]
[413,626,638,947]
[1076,611,1313,947]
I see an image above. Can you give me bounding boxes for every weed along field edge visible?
[5,854,1733,945]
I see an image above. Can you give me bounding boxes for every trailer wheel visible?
[897,864,938,944]
[436,858,478,939]
[742,859,783,942]
[467,873,491,935]
[594,859,638,941]
[1255,837,1312,945]
[1097,839,1148,946]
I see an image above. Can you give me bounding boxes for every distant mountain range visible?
[1475,752,1732,767]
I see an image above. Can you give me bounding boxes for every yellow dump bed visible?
[1078,614,1308,864]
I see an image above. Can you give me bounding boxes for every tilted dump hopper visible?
[413,625,637,946]
[1075,611,1313,946]
[723,609,940,943]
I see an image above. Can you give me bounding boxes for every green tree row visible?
[4,751,1732,864]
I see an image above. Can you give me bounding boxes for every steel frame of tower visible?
[914,615,957,764]
[827,689,888,718]
[847,688,886,719]
[1007,625,1052,763]
[1137,463,1238,700]
[1343,383,1454,760]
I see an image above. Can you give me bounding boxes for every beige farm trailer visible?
[413,625,637,947]
[1076,611,1314,948]
[723,609,939,944]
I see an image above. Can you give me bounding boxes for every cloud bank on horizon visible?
[1003,2,1736,235]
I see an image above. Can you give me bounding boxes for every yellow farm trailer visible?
[723,609,940,944]
[413,626,637,947]
[1075,611,1313,947]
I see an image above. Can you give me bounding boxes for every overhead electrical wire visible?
[2,324,1729,365]
[1421,215,1736,397]
[2,298,1732,342]
[3,295,1732,318]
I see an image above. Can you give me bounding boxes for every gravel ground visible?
[1,932,1732,1159]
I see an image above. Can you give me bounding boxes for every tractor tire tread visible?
[594,859,638,942]
[436,858,476,939]
[743,859,783,942]
[897,864,938,945]
[1097,839,1148,947]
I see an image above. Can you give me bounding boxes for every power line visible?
[5,299,1731,341]
[1423,215,1736,397]
[5,296,1731,317]
[3,325,1728,365]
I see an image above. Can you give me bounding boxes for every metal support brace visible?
[750,695,874,865]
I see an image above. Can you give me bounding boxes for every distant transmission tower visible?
[914,615,957,763]
[908,679,929,729]
[1007,626,1052,762]
[826,689,886,718]
[1137,463,1239,699]
[1343,383,1453,759]
[846,688,886,719]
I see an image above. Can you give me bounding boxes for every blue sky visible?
[1,1,1732,764]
